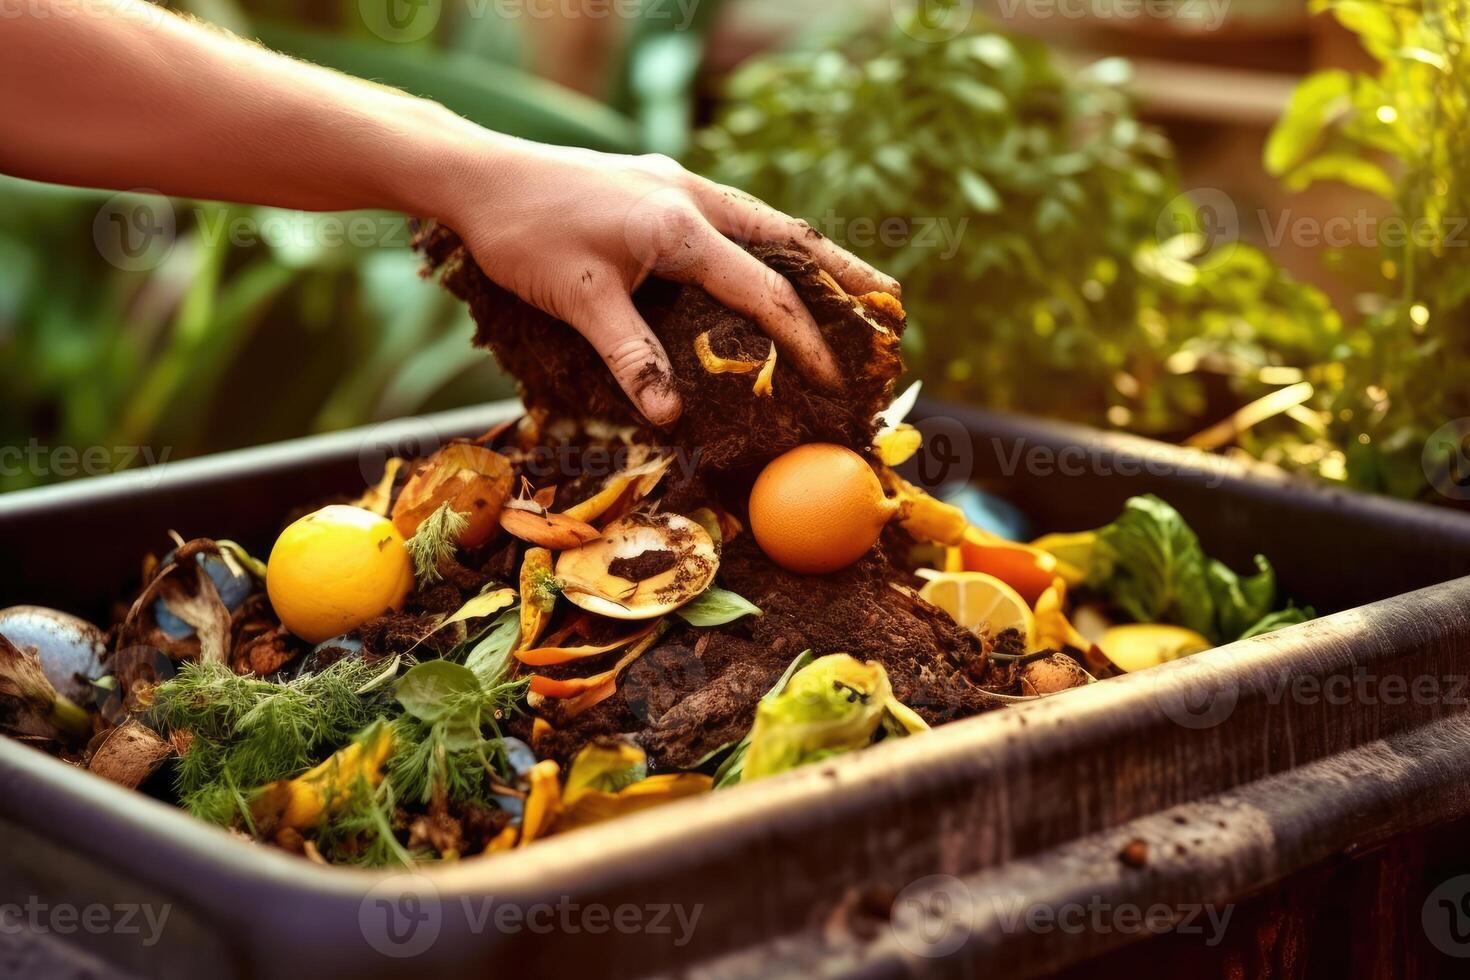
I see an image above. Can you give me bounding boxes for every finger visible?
[692,180,903,298]
[570,292,682,427]
[672,230,842,390]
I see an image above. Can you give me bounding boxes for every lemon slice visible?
[919,571,1035,648]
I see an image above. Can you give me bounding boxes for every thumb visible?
[571,292,682,428]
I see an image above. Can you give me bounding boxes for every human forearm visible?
[0,0,476,216]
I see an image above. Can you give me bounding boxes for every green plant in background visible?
[1267,0,1470,499]
[7,0,1458,503]
[692,3,1344,455]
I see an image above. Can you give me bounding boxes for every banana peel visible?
[508,741,711,848]
[875,465,969,547]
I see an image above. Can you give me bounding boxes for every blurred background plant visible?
[692,8,1345,459]
[1265,0,1470,498]
[0,0,1459,503]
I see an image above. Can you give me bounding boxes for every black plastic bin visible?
[3,401,1470,979]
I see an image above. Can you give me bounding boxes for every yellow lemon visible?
[266,505,414,644]
[1099,624,1211,673]
[919,571,1035,648]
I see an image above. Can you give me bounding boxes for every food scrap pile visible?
[0,238,1313,866]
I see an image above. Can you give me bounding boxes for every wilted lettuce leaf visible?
[1089,495,1215,638]
[1239,605,1316,640]
[1090,495,1284,644]
[1206,554,1276,643]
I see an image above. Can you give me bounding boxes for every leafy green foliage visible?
[1265,0,1470,498]
[1088,495,1287,644]
[151,658,387,822]
[693,5,1340,445]
[388,656,526,806]
[461,610,523,689]
[674,586,761,626]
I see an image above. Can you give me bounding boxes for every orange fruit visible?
[749,444,898,574]
[919,571,1036,648]
[959,533,1059,606]
[266,505,414,644]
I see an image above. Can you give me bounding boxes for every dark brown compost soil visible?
[413,224,905,479]
[524,536,999,770]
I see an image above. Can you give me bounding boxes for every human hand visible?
[436,140,901,427]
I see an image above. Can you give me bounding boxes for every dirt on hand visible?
[413,225,905,479]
